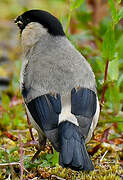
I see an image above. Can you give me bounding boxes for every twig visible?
[96,160,116,165]
[18,135,24,180]
[0,162,20,167]
[100,150,108,162]
[3,131,18,141]
[23,140,39,150]
[10,129,30,133]
[8,174,11,180]
[100,60,109,111]
[51,175,66,180]
[0,162,29,173]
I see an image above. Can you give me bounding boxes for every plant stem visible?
[18,135,24,180]
[65,10,72,36]
[100,60,109,110]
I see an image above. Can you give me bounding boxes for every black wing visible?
[26,94,61,151]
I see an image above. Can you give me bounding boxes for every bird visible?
[15,9,100,171]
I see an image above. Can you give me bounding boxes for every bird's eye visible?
[16,21,23,25]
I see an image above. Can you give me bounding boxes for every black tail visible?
[58,121,94,171]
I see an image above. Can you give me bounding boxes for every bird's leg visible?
[25,110,35,141]
[31,135,46,162]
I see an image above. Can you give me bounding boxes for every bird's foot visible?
[31,137,47,162]
[31,148,42,162]
[31,145,53,162]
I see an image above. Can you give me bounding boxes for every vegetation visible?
[0,0,123,179]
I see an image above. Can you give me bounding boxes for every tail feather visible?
[60,137,74,165]
[80,138,94,171]
[58,121,94,171]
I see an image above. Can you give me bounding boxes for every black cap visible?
[15,9,65,36]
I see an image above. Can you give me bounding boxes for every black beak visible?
[14,19,24,29]
[14,18,18,24]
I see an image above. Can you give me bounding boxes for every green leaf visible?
[102,25,115,61]
[8,147,19,154]
[2,93,10,109]
[111,116,123,122]
[2,112,11,125]
[66,0,85,35]
[71,0,85,11]
[117,7,123,22]
[108,59,119,81]
[46,154,53,161]
[108,0,118,24]
[41,160,51,167]
[116,34,123,59]
[51,151,59,166]
[45,151,59,166]
[0,150,5,160]
[119,93,123,101]
[117,74,123,87]
[117,122,123,132]
[117,0,121,4]
[109,85,120,114]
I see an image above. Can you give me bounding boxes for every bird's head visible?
[14,9,65,36]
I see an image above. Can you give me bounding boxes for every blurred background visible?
[0,0,123,128]
[0,0,123,179]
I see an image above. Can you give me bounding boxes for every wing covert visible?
[71,87,97,138]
